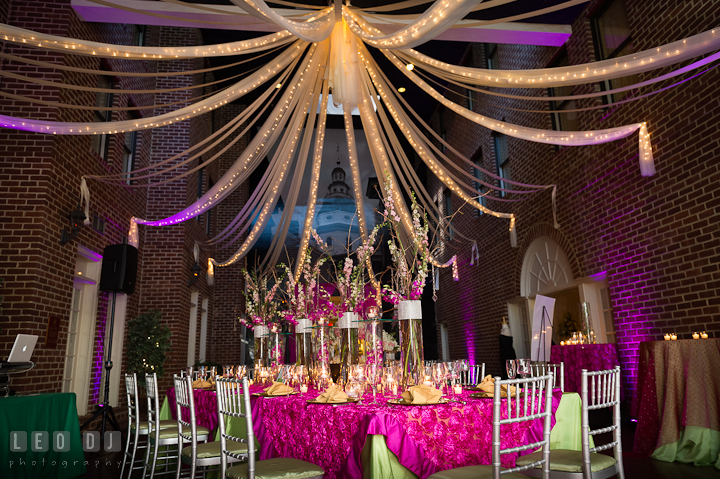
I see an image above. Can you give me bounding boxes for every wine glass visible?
[198,366,207,382]
[366,363,380,403]
[506,359,517,380]
[516,359,530,379]
[445,362,458,396]
[433,363,447,394]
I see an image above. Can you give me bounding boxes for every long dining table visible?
[161,384,589,479]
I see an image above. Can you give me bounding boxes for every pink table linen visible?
[250,385,561,479]
[550,344,621,396]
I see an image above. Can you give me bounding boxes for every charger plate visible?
[252,391,299,397]
[306,397,360,405]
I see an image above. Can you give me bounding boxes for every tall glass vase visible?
[253,325,269,368]
[269,328,286,369]
[338,312,359,384]
[398,300,424,388]
[295,318,313,366]
[364,320,384,368]
[312,320,331,386]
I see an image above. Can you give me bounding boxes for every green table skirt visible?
[160,391,589,477]
[651,426,720,469]
[0,393,86,479]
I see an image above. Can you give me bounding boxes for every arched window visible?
[326,237,333,247]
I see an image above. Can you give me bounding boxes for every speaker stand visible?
[81,291,120,438]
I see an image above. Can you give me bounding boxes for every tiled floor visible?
[79,423,720,479]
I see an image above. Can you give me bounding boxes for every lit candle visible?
[392,384,398,396]
[300,384,308,393]
[664,333,671,340]
[701,331,709,339]
[453,385,462,395]
[692,332,700,339]
[670,333,677,340]
[560,341,565,346]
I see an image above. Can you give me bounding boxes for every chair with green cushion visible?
[142,373,210,479]
[427,374,554,479]
[217,377,324,479]
[516,366,624,479]
[174,375,246,478]
[120,373,176,479]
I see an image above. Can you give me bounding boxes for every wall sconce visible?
[59,206,86,245]
[188,243,203,286]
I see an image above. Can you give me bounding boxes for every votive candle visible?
[453,385,462,395]
[300,384,308,393]
[664,333,671,340]
[692,332,700,339]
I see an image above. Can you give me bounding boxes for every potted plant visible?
[126,310,172,388]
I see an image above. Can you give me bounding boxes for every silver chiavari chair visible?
[174,375,216,478]
[517,366,624,479]
[120,373,175,479]
[217,377,325,479]
[427,373,553,479]
[530,362,564,393]
[142,373,210,479]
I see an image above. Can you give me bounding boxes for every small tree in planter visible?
[126,310,172,388]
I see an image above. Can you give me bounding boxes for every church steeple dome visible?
[326,144,353,199]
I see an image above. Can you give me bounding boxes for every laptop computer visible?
[6,334,39,363]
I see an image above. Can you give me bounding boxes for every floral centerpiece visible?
[241,268,286,367]
[380,175,432,386]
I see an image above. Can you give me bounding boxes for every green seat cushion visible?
[226,457,324,479]
[151,426,210,440]
[427,465,529,479]
[182,440,250,459]
[515,450,617,473]
[133,420,176,431]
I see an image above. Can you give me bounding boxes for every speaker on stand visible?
[81,244,138,440]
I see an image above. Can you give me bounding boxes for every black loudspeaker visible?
[99,244,138,295]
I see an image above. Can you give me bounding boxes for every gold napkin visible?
[192,379,212,389]
[315,385,349,403]
[401,385,442,405]
[477,375,516,397]
[264,382,294,396]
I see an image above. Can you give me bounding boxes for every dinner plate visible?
[387,397,450,406]
[306,397,360,405]
[252,391,299,397]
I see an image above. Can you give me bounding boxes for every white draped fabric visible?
[229,0,335,43]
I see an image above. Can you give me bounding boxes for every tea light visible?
[670,333,677,340]
[453,385,462,395]
[249,379,254,385]
[392,384,398,396]
[692,332,700,339]
[560,341,565,346]
[423,375,432,386]
[664,333,671,340]
[300,384,308,393]
[701,331,709,339]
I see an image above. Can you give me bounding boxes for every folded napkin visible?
[264,382,294,396]
[314,385,349,403]
[477,375,516,397]
[400,385,442,405]
[192,379,212,389]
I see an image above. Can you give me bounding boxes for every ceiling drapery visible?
[2,0,718,278]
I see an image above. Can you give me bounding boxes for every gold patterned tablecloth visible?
[633,339,720,466]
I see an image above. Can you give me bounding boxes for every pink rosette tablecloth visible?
[550,344,621,397]
[250,385,561,479]
[166,387,220,435]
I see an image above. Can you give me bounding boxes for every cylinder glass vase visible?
[295,318,313,367]
[364,320,384,368]
[253,325,269,368]
[269,329,286,369]
[398,300,424,388]
[312,321,331,384]
[339,312,359,384]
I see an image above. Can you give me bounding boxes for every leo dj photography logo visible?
[9,431,122,453]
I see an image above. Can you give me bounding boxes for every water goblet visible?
[198,366,207,382]
[506,359,517,380]
[223,365,233,378]
[433,362,447,394]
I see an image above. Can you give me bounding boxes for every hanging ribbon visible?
[470,242,480,266]
[79,177,91,226]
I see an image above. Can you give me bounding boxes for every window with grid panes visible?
[122,111,139,184]
[591,0,638,104]
[472,148,486,216]
[91,75,114,161]
[548,53,578,132]
[494,134,511,197]
[444,189,454,240]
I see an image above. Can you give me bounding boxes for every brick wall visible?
[430,0,720,405]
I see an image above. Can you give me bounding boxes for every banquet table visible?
[632,339,720,469]
[162,385,590,479]
[550,343,621,396]
[0,393,87,479]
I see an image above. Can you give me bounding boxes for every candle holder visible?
[670,333,677,340]
[664,333,671,341]
[692,332,700,339]
[701,331,709,339]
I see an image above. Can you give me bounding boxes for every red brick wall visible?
[430,0,720,405]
